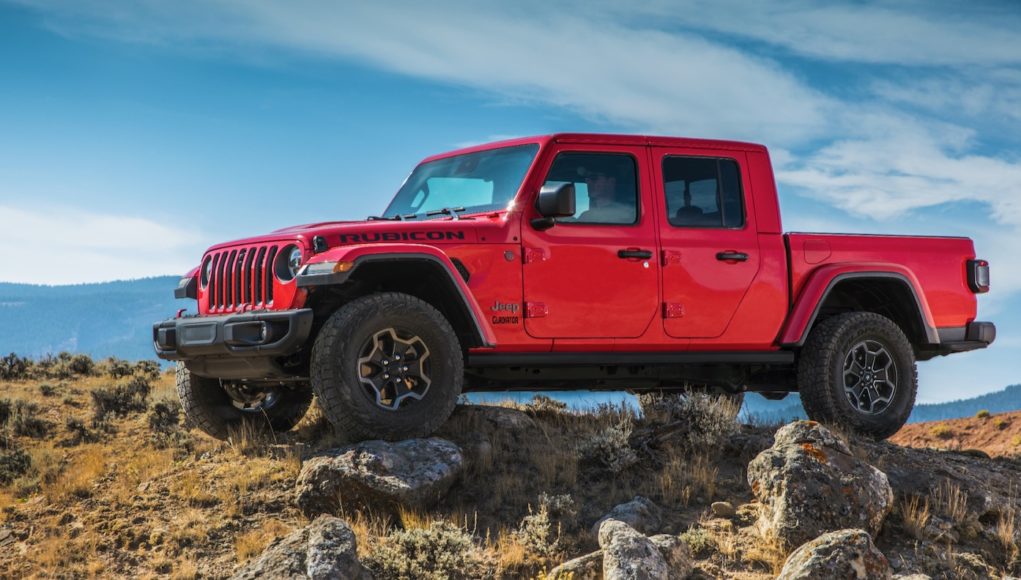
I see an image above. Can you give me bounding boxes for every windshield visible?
[383,144,539,219]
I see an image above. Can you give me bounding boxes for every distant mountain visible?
[0,277,181,362]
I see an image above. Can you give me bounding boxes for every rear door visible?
[521,144,660,339]
[652,148,761,339]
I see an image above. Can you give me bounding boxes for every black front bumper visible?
[153,309,313,379]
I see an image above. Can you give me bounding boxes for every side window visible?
[542,152,638,225]
[663,156,745,228]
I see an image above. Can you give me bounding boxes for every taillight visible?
[967,259,990,293]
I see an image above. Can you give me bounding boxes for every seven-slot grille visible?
[206,244,279,312]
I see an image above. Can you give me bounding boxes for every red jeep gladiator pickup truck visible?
[154,133,995,441]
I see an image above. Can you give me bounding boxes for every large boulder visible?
[777,529,891,580]
[591,496,663,536]
[231,515,369,580]
[548,550,603,579]
[748,421,893,548]
[649,534,694,579]
[296,438,463,517]
[598,519,669,580]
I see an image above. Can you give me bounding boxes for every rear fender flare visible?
[780,264,939,347]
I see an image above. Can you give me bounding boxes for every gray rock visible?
[748,421,893,548]
[548,550,603,579]
[598,519,669,580]
[710,501,736,518]
[231,515,369,580]
[296,438,463,517]
[591,496,663,536]
[777,529,891,580]
[649,534,694,579]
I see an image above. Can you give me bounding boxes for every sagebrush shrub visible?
[515,494,575,559]
[1,398,53,438]
[63,417,100,446]
[135,360,161,380]
[639,391,739,451]
[149,400,181,434]
[0,353,30,381]
[0,447,31,485]
[104,357,133,379]
[365,521,486,580]
[526,395,568,415]
[577,416,638,473]
[91,376,151,425]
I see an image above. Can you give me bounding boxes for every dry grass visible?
[654,450,718,508]
[997,504,1019,562]
[932,479,969,524]
[930,423,955,440]
[900,494,931,539]
[44,445,107,502]
[235,519,293,563]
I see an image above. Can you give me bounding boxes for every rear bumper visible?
[153,309,313,379]
[932,321,996,355]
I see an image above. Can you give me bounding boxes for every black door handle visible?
[618,248,653,260]
[716,251,749,262]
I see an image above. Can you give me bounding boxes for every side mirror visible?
[536,182,576,217]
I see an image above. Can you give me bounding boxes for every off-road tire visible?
[176,363,313,440]
[798,312,917,440]
[310,292,464,441]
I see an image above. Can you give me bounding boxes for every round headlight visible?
[201,256,213,288]
[275,244,302,282]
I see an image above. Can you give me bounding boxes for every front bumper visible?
[153,309,313,379]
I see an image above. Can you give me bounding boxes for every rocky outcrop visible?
[748,421,893,548]
[231,516,369,580]
[777,529,890,580]
[598,519,669,580]
[649,534,694,579]
[295,438,463,517]
[591,496,663,536]
[548,550,603,579]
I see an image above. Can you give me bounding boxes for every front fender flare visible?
[297,244,495,347]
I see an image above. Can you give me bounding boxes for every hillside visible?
[0,277,180,361]
[892,410,1021,458]
[1,359,1018,578]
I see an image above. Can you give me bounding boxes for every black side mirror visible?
[536,182,576,217]
[532,183,575,230]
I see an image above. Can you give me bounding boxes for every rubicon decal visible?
[338,231,466,244]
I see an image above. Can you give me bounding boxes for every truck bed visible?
[785,232,978,329]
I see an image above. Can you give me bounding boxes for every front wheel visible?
[798,312,917,439]
[176,363,313,440]
[310,292,464,442]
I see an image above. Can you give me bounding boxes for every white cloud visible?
[619,0,1021,66]
[0,204,207,284]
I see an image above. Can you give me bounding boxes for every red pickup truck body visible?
[155,133,994,440]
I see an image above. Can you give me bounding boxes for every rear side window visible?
[663,156,744,228]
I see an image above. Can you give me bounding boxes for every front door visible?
[652,148,761,339]
[521,145,660,339]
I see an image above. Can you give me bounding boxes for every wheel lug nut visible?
[382,359,389,365]
[395,355,401,360]
[402,366,408,371]
[383,373,389,379]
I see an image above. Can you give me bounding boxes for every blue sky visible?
[0,0,1018,402]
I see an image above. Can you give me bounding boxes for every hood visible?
[204,214,504,253]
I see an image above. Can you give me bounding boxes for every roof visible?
[420,133,768,164]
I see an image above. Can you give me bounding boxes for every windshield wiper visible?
[366,214,419,221]
[425,206,466,220]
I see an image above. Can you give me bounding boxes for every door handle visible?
[618,248,653,260]
[716,251,749,262]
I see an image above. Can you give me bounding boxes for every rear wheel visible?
[310,292,463,441]
[798,312,917,439]
[176,363,313,440]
